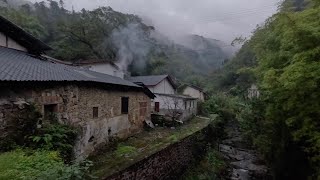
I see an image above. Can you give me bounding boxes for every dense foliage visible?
[212,0,320,178]
[0,150,92,180]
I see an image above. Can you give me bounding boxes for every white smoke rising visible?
[111,23,152,72]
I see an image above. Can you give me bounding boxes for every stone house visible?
[127,75,197,121]
[73,59,125,79]
[0,16,155,158]
[182,85,206,102]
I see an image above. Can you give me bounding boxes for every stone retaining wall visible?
[105,125,212,180]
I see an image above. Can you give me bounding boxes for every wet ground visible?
[219,122,271,180]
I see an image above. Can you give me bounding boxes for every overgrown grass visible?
[115,145,138,158]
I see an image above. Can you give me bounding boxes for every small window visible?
[93,107,99,118]
[121,97,129,114]
[44,104,58,120]
[184,101,187,110]
[155,102,160,112]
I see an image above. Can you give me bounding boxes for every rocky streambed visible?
[219,123,271,180]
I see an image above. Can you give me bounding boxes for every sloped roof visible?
[0,47,138,88]
[155,93,197,100]
[186,84,205,92]
[127,75,176,89]
[0,15,51,54]
[73,59,120,70]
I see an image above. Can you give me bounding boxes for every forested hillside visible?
[210,0,320,178]
[0,0,229,87]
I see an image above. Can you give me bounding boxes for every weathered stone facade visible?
[75,87,151,158]
[0,83,151,158]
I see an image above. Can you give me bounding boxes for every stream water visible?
[219,122,271,180]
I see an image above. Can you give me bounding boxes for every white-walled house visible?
[248,84,260,99]
[73,60,125,79]
[0,32,27,52]
[182,85,206,102]
[155,93,197,121]
[127,75,176,95]
[128,75,197,121]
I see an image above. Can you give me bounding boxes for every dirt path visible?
[219,122,271,180]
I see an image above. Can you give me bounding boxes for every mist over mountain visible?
[0,0,231,86]
[0,0,32,7]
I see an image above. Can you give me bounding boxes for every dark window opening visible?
[155,102,160,112]
[184,101,187,110]
[44,104,58,120]
[121,97,129,114]
[89,136,95,143]
[93,107,99,118]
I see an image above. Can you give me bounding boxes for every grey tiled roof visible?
[0,47,138,88]
[127,75,176,87]
[155,93,197,100]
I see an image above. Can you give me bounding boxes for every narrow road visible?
[219,121,271,180]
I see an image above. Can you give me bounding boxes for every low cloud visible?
[29,0,281,43]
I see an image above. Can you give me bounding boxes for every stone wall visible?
[75,87,151,158]
[0,83,151,158]
[0,85,79,148]
[105,126,211,180]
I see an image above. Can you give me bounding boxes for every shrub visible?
[203,93,241,119]
[0,105,41,152]
[0,104,78,161]
[28,123,78,162]
[0,149,92,180]
[182,147,227,180]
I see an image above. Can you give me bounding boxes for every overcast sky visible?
[29,0,281,44]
